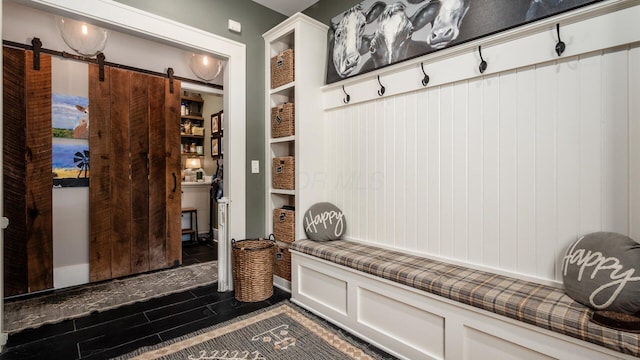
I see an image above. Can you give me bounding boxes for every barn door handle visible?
[420,62,430,87]
[377,75,385,96]
[172,172,177,192]
[555,23,566,57]
[478,46,487,74]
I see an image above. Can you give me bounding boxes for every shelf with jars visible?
[181,92,205,156]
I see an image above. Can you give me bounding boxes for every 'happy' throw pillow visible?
[561,232,640,314]
[303,202,346,241]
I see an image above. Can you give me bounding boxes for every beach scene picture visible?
[52,93,89,186]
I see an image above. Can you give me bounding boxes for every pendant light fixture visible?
[56,16,109,57]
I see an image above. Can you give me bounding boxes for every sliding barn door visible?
[89,65,181,282]
[2,47,53,296]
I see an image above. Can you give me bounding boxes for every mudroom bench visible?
[289,239,639,360]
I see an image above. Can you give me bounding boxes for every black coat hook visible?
[420,62,430,86]
[377,75,385,96]
[342,85,351,104]
[555,23,566,57]
[478,46,487,74]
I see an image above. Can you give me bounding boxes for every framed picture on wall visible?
[211,136,220,158]
[325,0,603,84]
[211,113,219,135]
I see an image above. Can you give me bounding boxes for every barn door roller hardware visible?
[478,46,487,74]
[167,68,175,94]
[31,37,42,71]
[342,85,351,104]
[555,23,566,57]
[97,52,105,82]
[420,62,430,87]
[377,75,385,96]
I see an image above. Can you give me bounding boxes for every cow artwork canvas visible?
[326,0,603,84]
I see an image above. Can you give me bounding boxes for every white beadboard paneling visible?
[427,87,441,254]
[440,85,455,258]
[482,74,501,268]
[405,92,418,251]
[384,98,396,246]
[327,45,636,283]
[499,71,518,272]
[416,90,430,253]
[394,97,407,249]
[516,66,537,276]
[534,62,558,280]
[453,82,469,260]
[600,49,628,233]
[555,57,580,282]
[630,45,640,241]
[467,78,484,265]
[578,53,603,235]
[375,99,386,245]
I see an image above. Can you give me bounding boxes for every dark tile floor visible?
[1,242,394,359]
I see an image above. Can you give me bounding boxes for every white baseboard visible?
[54,263,90,289]
[273,275,291,293]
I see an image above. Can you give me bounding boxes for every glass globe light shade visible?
[189,54,223,82]
[56,16,109,57]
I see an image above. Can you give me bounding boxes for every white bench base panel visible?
[291,251,634,360]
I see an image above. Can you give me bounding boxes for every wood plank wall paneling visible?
[130,72,150,274]
[165,79,181,267]
[110,68,133,279]
[3,48,53,296]
[325,46,636,283]
[25,50,53,293]
[148,76,167,271]
[3,47,29,296]
[89,67,182,280]
[89,64,112,282]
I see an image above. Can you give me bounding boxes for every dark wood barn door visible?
[89,65,181,282]
[2,47,53,297]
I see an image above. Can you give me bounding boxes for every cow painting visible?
[325,0,602,84]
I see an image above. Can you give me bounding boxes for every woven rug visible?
[4,261,218,334]
[116,301,391,360]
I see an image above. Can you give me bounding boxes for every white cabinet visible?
[263,14,328,285]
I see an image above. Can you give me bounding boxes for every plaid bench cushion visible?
[290,239,640,358]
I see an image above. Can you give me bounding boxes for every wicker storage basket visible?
[191,126,204,136]
[232,238,274,302]
[272,156,295,190]
[271,103,295,138]
[273,208,295,243]
[270,48,294,89]
[273,244,292,281]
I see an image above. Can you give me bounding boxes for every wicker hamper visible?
[273,244,292,281]
[232,238,274,302]
[271,103,295,138]
[273,208,295,243]
[270,48,294,89]
[272,156,295,190]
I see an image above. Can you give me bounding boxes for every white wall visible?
[321,3,640,285]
